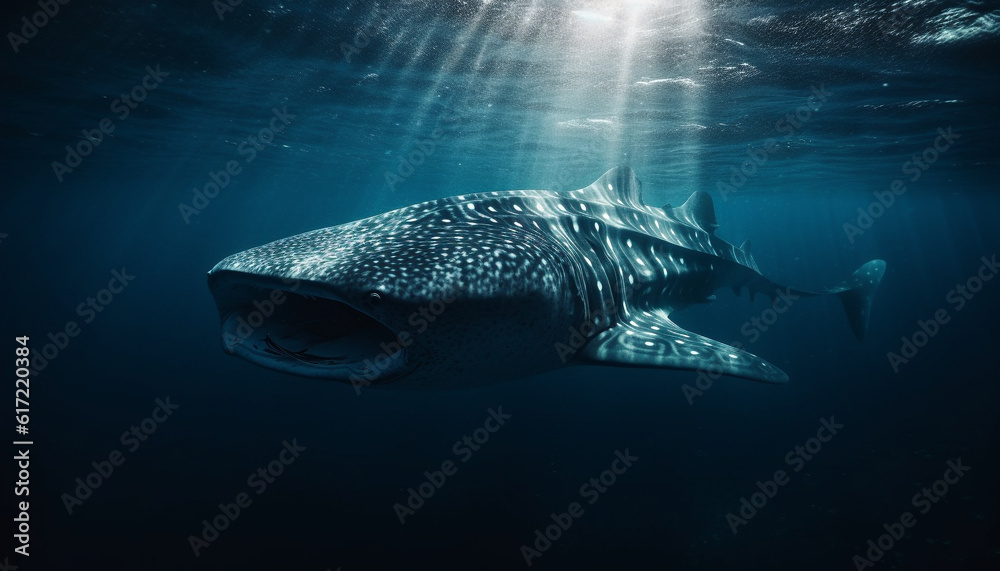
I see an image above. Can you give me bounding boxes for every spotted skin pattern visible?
[208,166,885,386]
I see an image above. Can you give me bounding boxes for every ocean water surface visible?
[1,0,998,569]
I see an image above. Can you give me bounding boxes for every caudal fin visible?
[836,260,886,341]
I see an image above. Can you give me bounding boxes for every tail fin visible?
[836,260,886,341]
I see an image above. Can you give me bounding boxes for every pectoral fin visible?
[578,310,788,384]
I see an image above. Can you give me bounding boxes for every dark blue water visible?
[2,1,998,569]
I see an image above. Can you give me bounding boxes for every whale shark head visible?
[209,166,885,388]
[207,219,416,384]
[207,206,576,386]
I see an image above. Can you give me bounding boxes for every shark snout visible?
[206,264,413,384]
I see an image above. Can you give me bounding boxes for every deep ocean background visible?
[1,1,998,570]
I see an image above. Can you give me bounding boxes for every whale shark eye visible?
[368,292,382,306]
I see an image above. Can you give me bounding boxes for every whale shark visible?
[207,166,885,387]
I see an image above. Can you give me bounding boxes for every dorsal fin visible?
[739,239,751,254]
[573,166,645,209]
[674,191,719,235]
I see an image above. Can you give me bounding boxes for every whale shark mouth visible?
[207,271,409,383]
